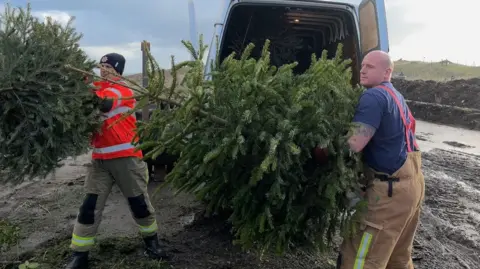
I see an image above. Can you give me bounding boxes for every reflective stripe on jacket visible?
[91,78,142,160]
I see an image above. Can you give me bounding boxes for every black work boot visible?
[143,234,169,260]
[65,251,89,269]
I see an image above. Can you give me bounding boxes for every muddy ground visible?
[1,121,479,269]
[0,156,337,269]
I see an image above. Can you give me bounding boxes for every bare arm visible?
[347,122,376,153]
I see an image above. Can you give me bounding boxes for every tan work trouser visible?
[338,151,425,269]
[70,157,157,252]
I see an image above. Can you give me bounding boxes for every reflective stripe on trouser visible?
[71,234,95,248]
[70,157,158,252]
[337,151,425,269]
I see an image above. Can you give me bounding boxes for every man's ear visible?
[385,67,393,77]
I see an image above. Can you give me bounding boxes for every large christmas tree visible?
[0,4,100,184]
[133,37,366,254]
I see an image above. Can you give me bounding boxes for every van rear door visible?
[358,0,389,55]
[203,0,238,78]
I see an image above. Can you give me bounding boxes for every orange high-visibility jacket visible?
[91,78,142,160]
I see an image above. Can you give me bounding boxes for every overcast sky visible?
[2,0,478,74]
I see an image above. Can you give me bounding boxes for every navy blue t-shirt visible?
[352,82,414,174]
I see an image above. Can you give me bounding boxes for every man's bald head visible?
[360,50,394,88]
[366,50,393,68]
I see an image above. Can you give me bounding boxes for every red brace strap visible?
[377,85,419,152]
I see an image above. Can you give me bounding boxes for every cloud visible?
[388,0,480,65]
[385,1,425,46]
[5,0,478,71]
[83,43,140,61]
[32,10,72,26]
[9,0,221,49]
[83,42,193,75]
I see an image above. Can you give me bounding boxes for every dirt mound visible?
[406,101,480,130]
[393,78,480,109]
[392,78,480,130]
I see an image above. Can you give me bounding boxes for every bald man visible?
[316,51,425,269]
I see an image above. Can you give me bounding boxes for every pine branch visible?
[0,3,100,184]
[64,65,228,125]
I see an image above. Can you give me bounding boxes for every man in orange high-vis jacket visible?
[65,53,168,269]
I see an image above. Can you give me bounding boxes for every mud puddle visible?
[416,120,479,154]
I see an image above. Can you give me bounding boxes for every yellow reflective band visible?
[353,232,373,269]
[71,234,95,247]
[139,220,158,234]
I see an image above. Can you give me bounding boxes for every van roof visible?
[244,0,358,8]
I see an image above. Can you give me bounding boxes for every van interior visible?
[218,4,360,84]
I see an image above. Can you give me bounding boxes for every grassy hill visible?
[125,60,480,83]
[393,60,480,81]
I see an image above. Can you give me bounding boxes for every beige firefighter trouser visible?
[338,151,425,269]
[70,157,158,252]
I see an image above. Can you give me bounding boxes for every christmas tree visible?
[132,37,366,254]
[0,4,100,184]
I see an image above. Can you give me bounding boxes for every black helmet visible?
[99,53,126,75]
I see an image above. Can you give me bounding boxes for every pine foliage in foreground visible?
[0,4,100,184]
[134,36,366,254]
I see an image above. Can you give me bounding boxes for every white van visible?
[143,0,389,180]
[204,0,389,83]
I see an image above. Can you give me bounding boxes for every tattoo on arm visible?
[351,122,376,137]
[347,122,376,152]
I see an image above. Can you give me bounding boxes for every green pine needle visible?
[0,3,100,184]
[136,34,365,255]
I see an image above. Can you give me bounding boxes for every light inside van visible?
[294,19,300,22]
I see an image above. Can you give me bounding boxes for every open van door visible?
[204,22,223,79]
[204,0,237,79]
[358,0,389,57]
